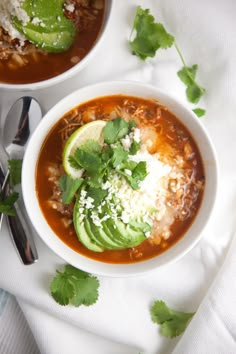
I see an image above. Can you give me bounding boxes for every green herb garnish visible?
[8,159,22,187]
[129,6,206,109]
[192,108,206,117]
[151,300,195,338]
[59,175,83,204]
[0,159,22,216]
[50,264,99,307]
[61,117,147,202]
[103,117,130,144]
[0,192,19,216]
[176,59,205,104]
[129,6,174,60]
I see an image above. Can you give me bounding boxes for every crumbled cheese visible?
[31,17,41,25]
[0,0,29,42]
[108,150,172,227]
[65,3,75,13]
[121,127,141,152]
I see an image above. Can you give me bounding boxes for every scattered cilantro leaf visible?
[103,117,129,144]
[111,144,129,168]
[192,108,206,117]
[177,65,205,104]
[129,140,141,155]
[73,140,103,173]
[59,175,83,204]
[151,300,195,338]
[175,45,205,104]
[129,7,206,110]
[50,271,75,306]
[129,6,174,60]
[70,276,99,307]
[177,64,198,86]
[87,186,108,207]
[128,120,137,129]
[68,155,82,170]
[117,161,147,190]
[119,170,139,190]
[64,265,89,279]
[50,264,100,307]
[132,161,148,184]
[0,191,18,216]
[67,118,147,191]
[8,159,22,187]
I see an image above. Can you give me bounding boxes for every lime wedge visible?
[62,120,106,178]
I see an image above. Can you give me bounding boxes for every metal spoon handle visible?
[1,169,38,265]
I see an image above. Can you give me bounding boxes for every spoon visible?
[0,97,42,265]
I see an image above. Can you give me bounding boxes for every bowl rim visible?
[0,0,114,91]
[22,80,219,277]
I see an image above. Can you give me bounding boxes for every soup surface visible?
[36,95,205,263]
[0,0,105,84]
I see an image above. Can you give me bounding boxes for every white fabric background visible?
[0,0,236,353]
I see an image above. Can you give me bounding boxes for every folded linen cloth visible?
[173,234,236,354]
[0,0,236,353]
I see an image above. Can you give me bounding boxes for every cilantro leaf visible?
[132,161,148,184]
[129,6,174,60]
[129,7,206,107]
[59,175,83,204]
[86,186,108,207]
[70,276,99,307]
[64,265,89,279]
[0,191,18,216]
[50,265,100,307]
[111,144,129,168]
[177,64,198,86]
[50,271,75,306]
[177,64,205,104]
[151,300,195,338]
[73,140,103,173]
[103,117,130,144]
[129,140,141,155]
[192,108,206,117]
[8,159,22,187]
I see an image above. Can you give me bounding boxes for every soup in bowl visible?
[22,81,218,276]
[0,0,112,90]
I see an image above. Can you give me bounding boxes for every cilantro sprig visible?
[129,6,174,60]
[8,159,22,187]
[151,300,195,338]
[0,159,22,216]
[60,118,148,203]
[0,192,19,216]
[129,6,206,115]
[50,264,99,307]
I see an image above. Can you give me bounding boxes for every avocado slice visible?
[116,220,146,247]
[73,198,103,252]
[88,216,124,250]
[20,27,75,52]
[104,217,146,248]
[101,222,125,247]
[12,0,76,52]
[84,218,105,249]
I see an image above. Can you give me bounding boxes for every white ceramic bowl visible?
[22,81,218,277]
[0,1,113,91]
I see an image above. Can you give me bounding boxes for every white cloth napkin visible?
[0,0,236,353]
[173,234,236,354]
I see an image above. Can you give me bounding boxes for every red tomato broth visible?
[36,95,205,264]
